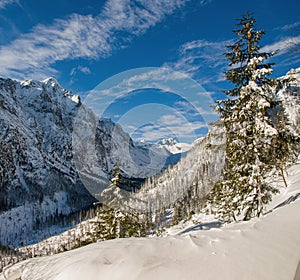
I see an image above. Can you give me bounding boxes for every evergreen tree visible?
[86,205,145,242]
[100,162,129,209]
[210,13,298,222]
[86,162,147,242]
[86,206,116,242]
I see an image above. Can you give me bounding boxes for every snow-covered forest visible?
[1,159,300,280]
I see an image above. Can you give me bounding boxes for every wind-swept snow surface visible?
[1,161,300,280]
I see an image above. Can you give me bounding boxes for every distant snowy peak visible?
[139,139,148,145]
[157,137,178,146]
[157,138,191,154]
[285,67,300,80]
[136,137,191,155]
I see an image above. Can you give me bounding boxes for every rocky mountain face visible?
[0,77,93,212]
[0,78,97,245]
[0,77,187,246]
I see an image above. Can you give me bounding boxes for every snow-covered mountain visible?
[279,68,300,135]
[156,138,191,154]
[0,77,96,246]
[137,137,191,155]
[134,137,191,170]
[0,77,93,208]
[0,77,188,247]
[126,123,225,213]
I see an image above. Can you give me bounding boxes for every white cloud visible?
[279,21,300,31]
[200,0,213,5]
[135,113,208,143]
[165,39,231,84]
[0,0,18,9]
[70,65,91,76]
[69,65,92,85]
[0,0,189,80]
[261,35,300,55]
[160,114,206,130]
[78,66,91,74]
[168,33,300,86]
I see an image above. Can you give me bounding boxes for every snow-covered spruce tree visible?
[210,13,297,222]
[86,206,116,242]
[86,163,146,242]
[100,162,131,208]
[86,205,144,242]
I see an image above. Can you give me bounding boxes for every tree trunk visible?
[280,166,288,188]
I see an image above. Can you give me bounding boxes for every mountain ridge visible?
[0,76,190,246]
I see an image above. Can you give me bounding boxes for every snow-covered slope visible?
[279,68,300,135]
[125,124,225,213]
[1,160,300,280]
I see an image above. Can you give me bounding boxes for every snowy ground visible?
[1,161,300,280]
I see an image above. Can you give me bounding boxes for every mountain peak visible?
[20,77,60,90]
[157,138,178,146]
[156,138,192,155]
[42,77,60,87]
[20,79,40,87]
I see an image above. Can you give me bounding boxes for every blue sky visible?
[0,0,299,143]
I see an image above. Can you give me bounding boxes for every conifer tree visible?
[86,205,145,242]
[100,162,129,209]
[86,162,147,242]
[210,13,297,222]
